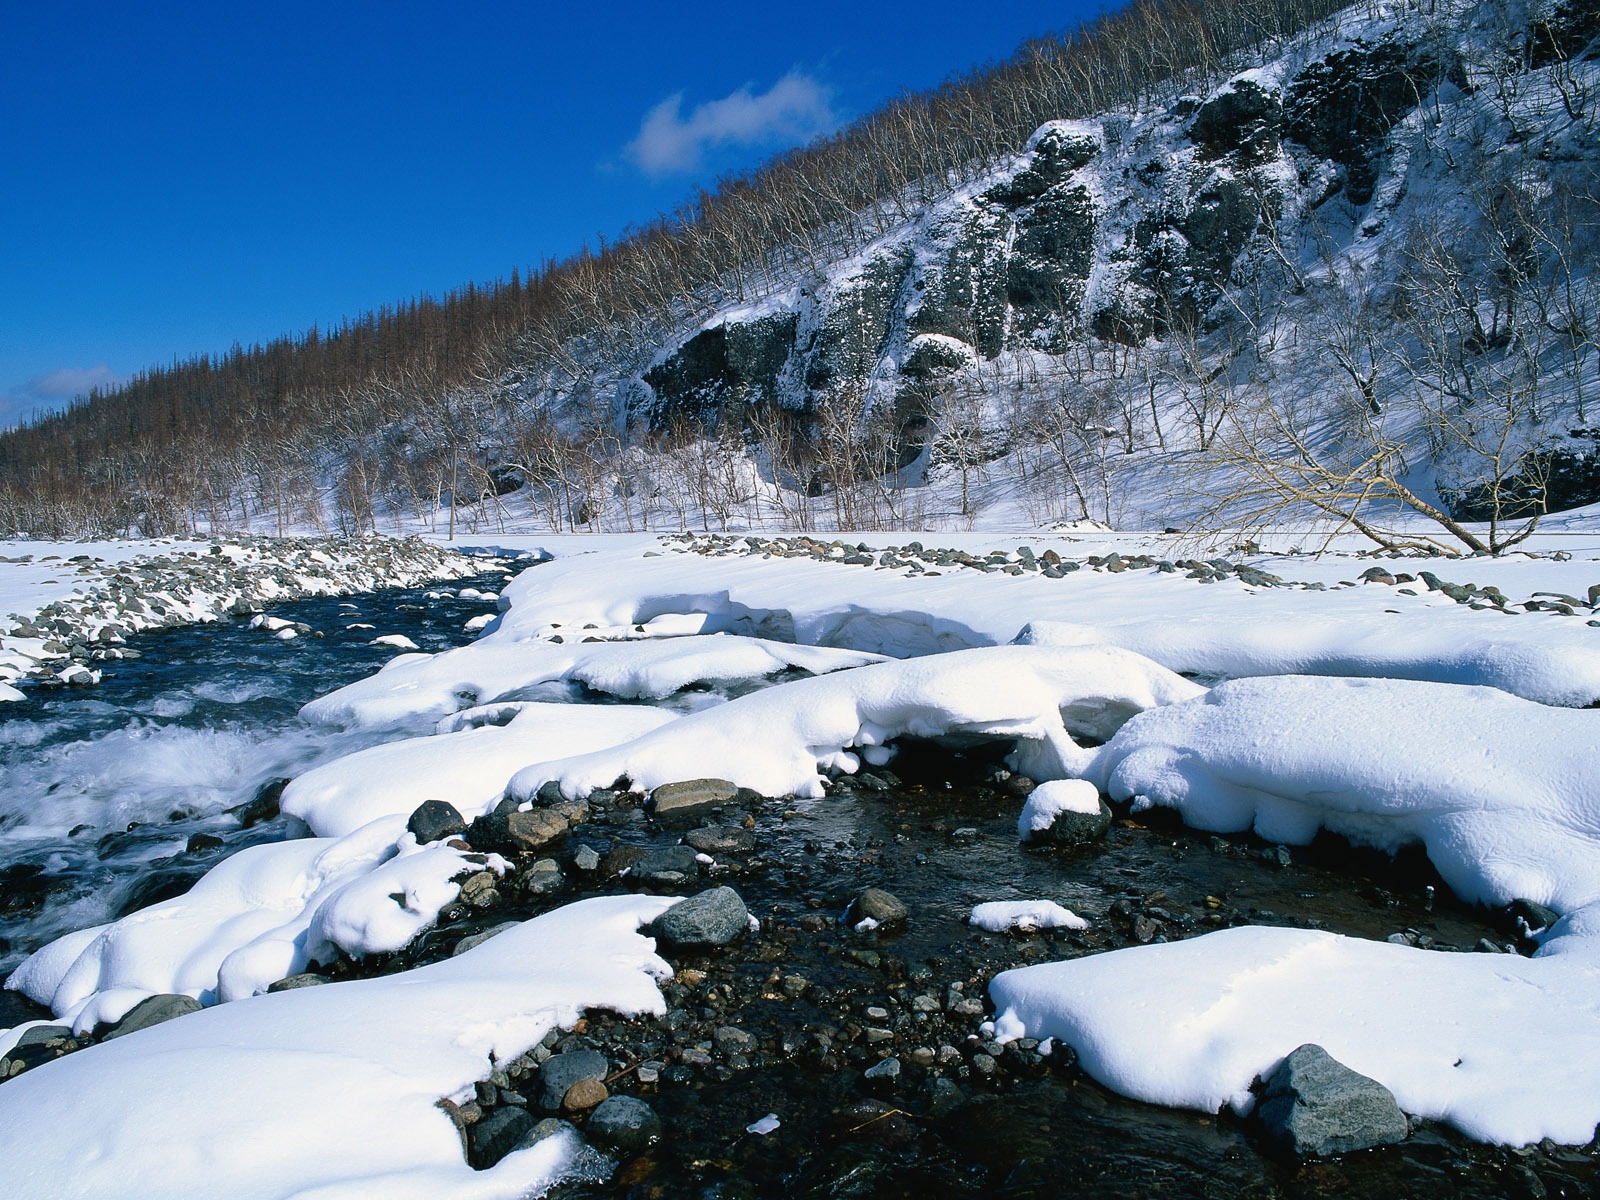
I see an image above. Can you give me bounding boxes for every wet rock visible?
[468,1105,535,1169]
[1019,780,1112,847]
[102,993,203,1040]
[407,800,467,845]
[1256,1044,1409,1156]
[519,858,564,896]
[572,844,601,872]
[538,1049,609,1110]
[650,778,739,816]
[863,1057,902,1088]
[457,870,501,909]
[632,845,702,888]
[601,845,648,878]
[846,888,909,929]
[683,825,756,856]
[586,1095,663,1154]
[651,886,750,949]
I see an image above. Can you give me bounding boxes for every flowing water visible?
[0,572,512,974]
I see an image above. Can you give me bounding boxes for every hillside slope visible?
[2,0,1596,549]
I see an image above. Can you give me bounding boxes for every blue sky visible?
[1,2,1106,427]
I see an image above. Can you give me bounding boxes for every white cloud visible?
[27,364,121,399]
[624,71,836,178]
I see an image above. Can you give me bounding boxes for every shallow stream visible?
[2,573,1595,1197]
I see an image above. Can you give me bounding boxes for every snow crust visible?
[0,895,674,1200]
[970,900,1088,932]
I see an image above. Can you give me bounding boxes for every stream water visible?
[1,573,1596,1197]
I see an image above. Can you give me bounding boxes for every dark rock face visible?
[651,886,750,949]
[1285,39,1449,204]
[407,800,467,845]
[643,313,798,426]
[1190,79,1283,167]
[1256,1044,1409,1156]
[804,250,912,393]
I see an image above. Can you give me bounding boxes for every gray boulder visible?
[650,778,738,816]
[406,799,466,844]
[651,886,750,949]
[847,888,909,929]
[631,845,702,888]
[537,1049,609,1111]
[102,993,203,1040]
[468,1106,535,1169]
[1256,1044,1409,1156]
[586,1095,663,1154]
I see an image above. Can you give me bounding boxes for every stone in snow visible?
[1256,1044,1409,1156]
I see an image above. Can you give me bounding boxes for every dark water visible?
[0,569,512,972]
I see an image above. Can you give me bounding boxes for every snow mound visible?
[1087,675,1600,912]
[990,925,1600,1146]
[970,900,1088,932]
[8,816,498,1023]
[0,895,674,1199]
[505,644,1205,802]
[1018,778,1103,839]
[282,702,678,838]
[300,633,886,728]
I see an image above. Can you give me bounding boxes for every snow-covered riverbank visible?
[3,528,1600,1196]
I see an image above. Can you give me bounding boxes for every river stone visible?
[651,886,750,949]
[407,799,466,844]
[452,921,520,956]
[650,778,738,816]
[267,972,330,992]
[102,993,203,1040]
[468,1105,535,1169]
[1256,1044,1409,1156]
[538,1049,610,1110]
[586,1095,663,1154]
[847,888,909,929]
[683,824,756,855]
[631,845,702,888]
[562,1077,609,1113]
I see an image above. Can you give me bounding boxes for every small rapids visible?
[0,572,511,973]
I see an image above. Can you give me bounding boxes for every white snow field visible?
[2,526,1600,1195]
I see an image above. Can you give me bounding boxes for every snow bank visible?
[1087,675,1600,912]
[0,895,674,1200]
[989,925,1600,1146]
[8,816,499,1022]
[490,542,1600,705]
[282,702,678,838]
[300,633,886,729]
[503,644,1205,802]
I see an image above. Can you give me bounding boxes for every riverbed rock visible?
[468,1105,535,1169]
[846,888,909,929]
[683,824,756,856]
[650,778,739,816]
[562,1077,609,1113]
[632,845,702,888]
[538,1049,610,1110]
[650,886,750,949]
[586,1095,663,1154]
[102,993,203,1040]
[407,800,467,845]
[1256,1044,1409,1156]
